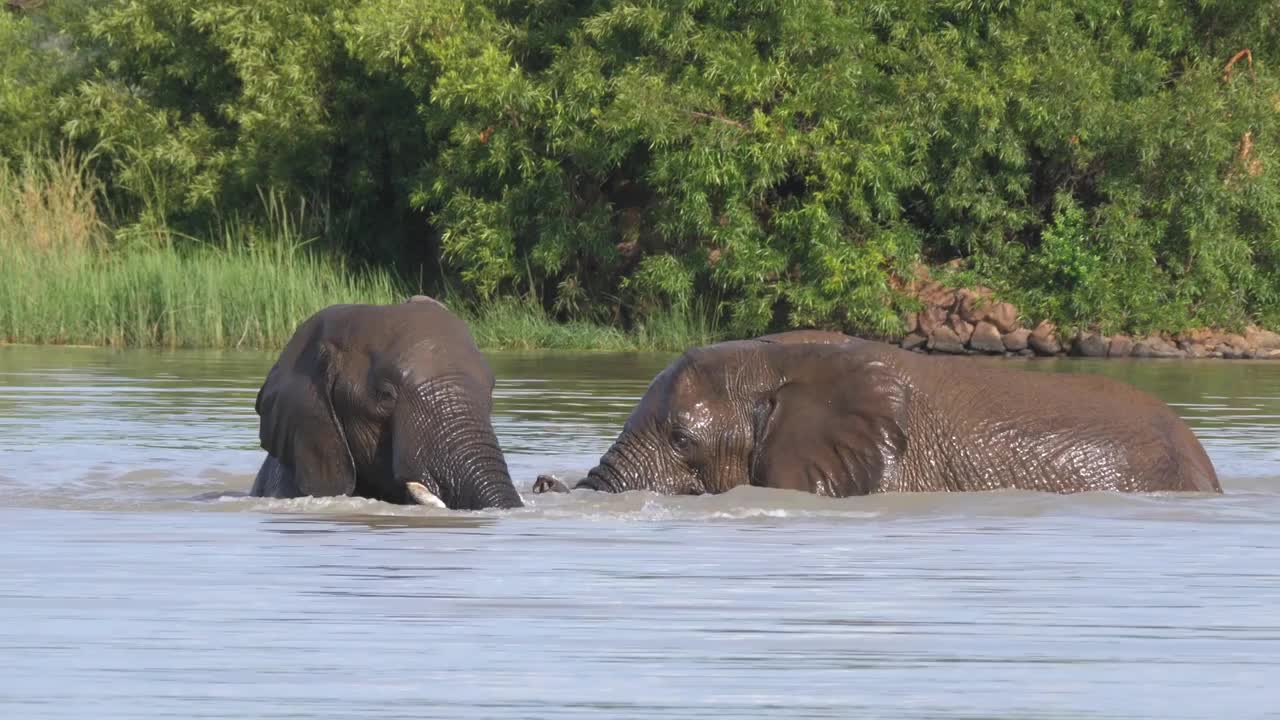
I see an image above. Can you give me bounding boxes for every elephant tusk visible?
[406,482,447,509]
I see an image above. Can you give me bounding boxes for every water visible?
[1,346,1278,719]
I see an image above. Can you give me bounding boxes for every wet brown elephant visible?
[535,330,1220,497]
[251,296,523,510]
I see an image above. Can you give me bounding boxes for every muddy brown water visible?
[1,346,1278,719]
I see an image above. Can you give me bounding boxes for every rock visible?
[969,321,1005,353]
[927,326,966,354]
[1072,333,1109,357]
[987,302,1019,333]
[1029,321,1060,356]
[901,332,927,351]
[1245,327,1280,350]
[957,289,987,323]
[1209,334,1250,359]
[957,285,993,322]
[1224,334,1251,354]
[1002,328,1031,352]
[919,282,955,309]
[902,312,919,334]
[911,263,932,284]
[1017,348,1035,358]
[1132,336,1184,359]
[918,306,947,336]
[1182,343,1209,359]
[1263,349,1280,360]
[947,314,974,345]
[1177,328,1215,346]
[1107,335,1134,358]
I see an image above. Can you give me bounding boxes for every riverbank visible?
[4,233,1275,357]
[0,237,718,352]
[7,2,1280,357]
[2,152,1275,357]
[0,154,718,353]
[896,272,1280,360]
[0,155,398,349]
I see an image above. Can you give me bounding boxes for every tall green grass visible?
[628,299,723,354]
[0,153,402,348]
[457,298,634,351]
[455,297,721,353]
[0,242,407,348]
[0,151,724,352]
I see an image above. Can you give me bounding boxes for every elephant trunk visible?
[582,430,701,495]
[578,443,633,493]
[394,380,523,510]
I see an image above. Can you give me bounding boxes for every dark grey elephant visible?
[251,296,523,510]
[535,330,1220,497]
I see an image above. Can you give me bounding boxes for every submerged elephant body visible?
[552,331,1219,498]
[251,297,523,510]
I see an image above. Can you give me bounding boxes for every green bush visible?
[0,147,718,351]
[1,0,1277,342]
[52,0,429,260]
[0,9,75,162]
[344,0,1280,336]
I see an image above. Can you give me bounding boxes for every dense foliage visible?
[3,0,1278,337]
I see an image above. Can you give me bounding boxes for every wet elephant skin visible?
[542,331,1220,498]
[251,296,523,510]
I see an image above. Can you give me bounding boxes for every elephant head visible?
[556,330,1219,497]
[574,331,909,497]
[252,296,523,510]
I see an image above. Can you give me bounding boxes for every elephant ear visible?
[750,347,910,496]
[255,331,356,498]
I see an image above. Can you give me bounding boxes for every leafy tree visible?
[343,0,1280,334]
[6,0,1280,335]
[0,6,77,162]
[58,0,428,258]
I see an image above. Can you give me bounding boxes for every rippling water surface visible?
[1,346,1278,719]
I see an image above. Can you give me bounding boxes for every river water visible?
[1,345,1278,719]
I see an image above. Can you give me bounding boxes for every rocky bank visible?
[897,278,1280,361]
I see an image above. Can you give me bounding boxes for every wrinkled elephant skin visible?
[250,297,523,510]
[552,331,1220,498]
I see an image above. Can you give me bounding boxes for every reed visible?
[0,153,401,348]
[0,150,724,352]
[452,295,724,353]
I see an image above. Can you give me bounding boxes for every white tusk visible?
[406,482,447,509]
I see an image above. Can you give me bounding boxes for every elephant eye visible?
[376,382,397,404]
[671,428,696,454]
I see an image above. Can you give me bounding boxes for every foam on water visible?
[5,459,1270,525]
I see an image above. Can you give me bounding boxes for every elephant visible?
[533,330,1221,497]
[250,295,524,510]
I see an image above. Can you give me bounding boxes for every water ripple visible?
[0,347,1278,720]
